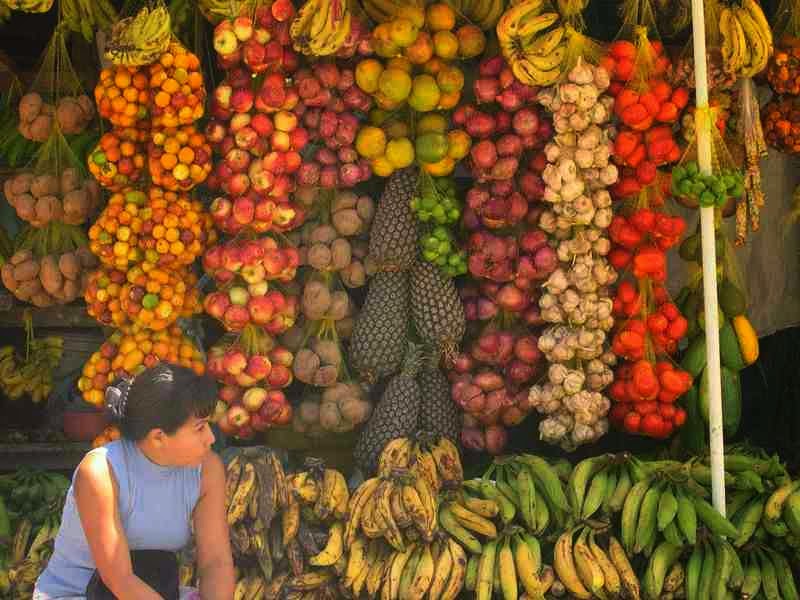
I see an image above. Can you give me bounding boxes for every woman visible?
[34,363,235,599]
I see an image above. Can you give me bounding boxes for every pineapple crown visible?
[398,342,423,379]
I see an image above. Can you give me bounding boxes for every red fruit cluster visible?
[608,209,686,281]
[614,83,689,131]
[207,342,293,439]
[601,40,670,94]
[608,360,690,438]
[611,306,688,359]
[294,63,373,188]
[457,56,548,184]
[202,236,299,286]
[449,329,543,455]
[204,286,298,334]
[212,3,299,74]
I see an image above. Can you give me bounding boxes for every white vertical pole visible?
[690,0,726,514]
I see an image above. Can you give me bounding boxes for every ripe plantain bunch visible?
[719,0,773,79]
[207,448,353,600]
[290,0,352,57]
[496,0,568,86]
[105,4,173,67]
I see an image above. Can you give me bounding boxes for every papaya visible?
[722,367,741,437]
[679,384,706,454]
[719,321,746,372]
[680,334,707,377]
[731,315,759,365]
[718,279,747,317]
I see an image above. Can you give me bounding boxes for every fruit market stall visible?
[2,0,800,597]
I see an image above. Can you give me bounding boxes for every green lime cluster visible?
[671,161,744,208]
[420,226,466,277]
[410,176,461,225]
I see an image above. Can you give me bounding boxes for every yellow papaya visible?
[731,315,759,365]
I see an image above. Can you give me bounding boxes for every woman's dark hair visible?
[106,363,217,441]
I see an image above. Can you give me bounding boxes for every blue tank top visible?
[34,439,202,599]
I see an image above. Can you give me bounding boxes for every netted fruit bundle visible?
[94,65,150,128]
[88,188,146,269]
[763,96,800,153]
[293,383,372,435]
[147,125,212,191]
[293,62,373,188]
[78,327,205,406]
[3,168,101,227]
[137,187,216,268]
[767,38,800,95]
[202,236,300,287]
[148,42,206,128]
[87,128,147,190]
[18,92,95,141]
[203,284,300,335]
[207,190,306,235]
[118,263,190,331]
[84,266,127,328]
[1,246,97,307]
[206,336,294,391]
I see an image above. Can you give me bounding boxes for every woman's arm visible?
[193,452,235,600]
[74,452,163,600]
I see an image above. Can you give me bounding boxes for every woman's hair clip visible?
[105,377,133,419]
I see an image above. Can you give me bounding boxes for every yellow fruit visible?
[386,138,415,168]
[423,156,456,176]
[433,30,459,60]
[378,68,413,102]
[437,90,461,110]
[426,3,456,31]
[416,113,449,135]
[371,155,395,177]
[373,23,392,42]
[356,126,388,159]
[447,129,472,160]
[456,24,487,59]
[375,93,403,111]
[408,74,441,112]
[437,65,465,93]
[356,59,384,94]
[396,6,425,28]
[386,56,413,73]
[415,132,449,163]
[385,119,411,139]
[374,39,401,58]
[389,18,419,47]
[404,31,434,65]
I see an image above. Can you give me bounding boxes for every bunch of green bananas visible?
[105,5,172,66]
[60,0,117,41]
[0,516,60,598]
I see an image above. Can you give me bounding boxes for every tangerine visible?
[415,132,449,164]
[426,3,456,31]
[408,74,441,112]
[385,138,415,168]
[433,31,459,60]
[389,18,419,47]
[404,31,434,64]
[378,68,413,102]
[355,126,388,159]
[356,59,384,94]
[437,65,465,93]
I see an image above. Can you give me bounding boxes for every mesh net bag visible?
[0,65,38,167]
[19,28,95,143]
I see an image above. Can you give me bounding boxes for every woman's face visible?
[161,416,215,466]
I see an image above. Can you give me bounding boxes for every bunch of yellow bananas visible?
[496,0,567,86]
[60,0,117,42]
[1,0,52,13]
[0,336,62,404]
[105,5,172,66]
[720,0,773,79]
[222,449,352,600]
[290,0,352,57]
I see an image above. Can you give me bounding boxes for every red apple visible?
[223,350,247,375]
[227,404,251,427]
[216,413,236,435]
[233,16,254,42]
[229,112,251,132]
[214,84,233,109]
[203,291,230,319]
[240,263,266,284]
[250,113,274,137]
[214,25,239,57]
[231,88,255,114]
[248,294,275,325]
[228,286,250,306]
[242,387,267,412]
[246,354,272,380]
[248,281,269,297]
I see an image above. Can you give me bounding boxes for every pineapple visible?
[354,349,421,474]
[410,260,466,361]
[368,167,419,272]
[419,365,461,445]
[349,271,409,384]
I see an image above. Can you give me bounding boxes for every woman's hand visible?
[74,453,163,600]
[193,452,235,600]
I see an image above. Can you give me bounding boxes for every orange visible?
[370,156,395,177]
[154,91,171,108]
[356,59,384,94]
[404,31,434,64]
[437,89,461,110]
[114,70,131,89]
[447,129,472,160]
[178,147,195,164]
[355,126,388,159]
[426,3,456,31]
[396,5,425,28]
[433,30,459,60]
[408,74,441,112]
[422,57,446,76]
[456,24,486,58]
[437,65,465,93]
[385,138,415,169]
[386,56,413,74]
[377,68,413,102]
[389,18,419,47]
